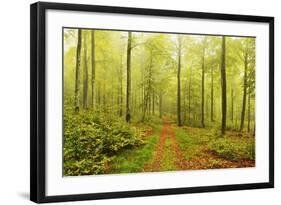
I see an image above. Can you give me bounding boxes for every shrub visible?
[63,109,143,176]
[209,137,255,161]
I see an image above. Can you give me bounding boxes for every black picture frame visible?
[30,1,274,203]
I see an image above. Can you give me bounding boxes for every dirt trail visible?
[168,124,189,169]
[144,118,186,171]
[144,118,254,172]
[144,120,167,171]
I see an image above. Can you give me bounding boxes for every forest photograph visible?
[63,28,256,176]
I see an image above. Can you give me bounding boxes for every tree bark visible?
[183,82,187,123]
[91,30,96,109]
[201,42,205,128]
[239,44,248,132]
[97,82,101,106]
[211,66,214,122]
[82,31,89,109]
[248,85,251,132]
[74,29,82,112]
[152,92,155,115]
[159,93,163,118]
[188,65,192,122]
[177,36,182,126]
[142,51,153,122]
[119,56,123,117]
[231,88,234,123]
[220,36,227,135]
[142,91,149,122]
[126,32,132,122]
[103,83,106,107]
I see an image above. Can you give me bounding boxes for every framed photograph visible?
[30,2,274,203]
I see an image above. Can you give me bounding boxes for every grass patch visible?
[174,127,213,160]
[174,126,255,162]
[107,124,161,174]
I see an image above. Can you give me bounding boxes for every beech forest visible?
[63,28,255,176]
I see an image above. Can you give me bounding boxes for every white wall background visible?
[0,0,278,204]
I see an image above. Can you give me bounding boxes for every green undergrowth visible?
[63,107,144,176]
[174,127,213,160]
[209,136,255,161]
[107,124,162,174]
[174,126,255,161]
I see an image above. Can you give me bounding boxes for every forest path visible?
[144,117,188,172]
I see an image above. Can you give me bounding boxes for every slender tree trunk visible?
[148,86,150,116]
[240,45,248,132]
[159,93,163,118]
[133,83,137,115]
[183,82,187,123]
[91,30,96,109]
[97,82,101,106]
[177,36,182,126]
[201,44,205,128]
[152,92,155,115]
[142,52,152,122]
[231,88,234,123]
[220,36,227,135]
[111,74,114,107]
[142,69,145,114]
[126,32,132,122]
[248,86,251,132]
[142,92,148,122]
[211,66,214,122]
[103,83,106,107]
[188,65,192,122]
[74,29,82,112]
[117,85,120,115]
[119,56,123,117]
[82,31,89,109]
[138,87,141,113]
[147,64,152,116]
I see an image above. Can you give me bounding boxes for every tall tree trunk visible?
[142,52,152,122]
[97,82,101,106]
[152,92,155,115]
[211,66,214,122]
[138,86,141,113]
[119,56,123,117]
[117,85,120,115]
[188,65,192,122]
[132,83,136,115]
[82,31,89,109]
[248,86,251,132]
[74,29,82,112]
[231,88,234,123]
[239,44,248,132]
[183,82,187,123]
[126,32,132,122]
[142,91,149,122]
[141,69,145,114]
[220,36,227,135]
[111,75,114,107]
[148,92,151,115]
[201,43,205,128]
[103,83,106,107]
[91,30,96,109]
[159,93,163,118]
[177,36,182,126]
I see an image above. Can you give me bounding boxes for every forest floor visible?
[107,117,255,174]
